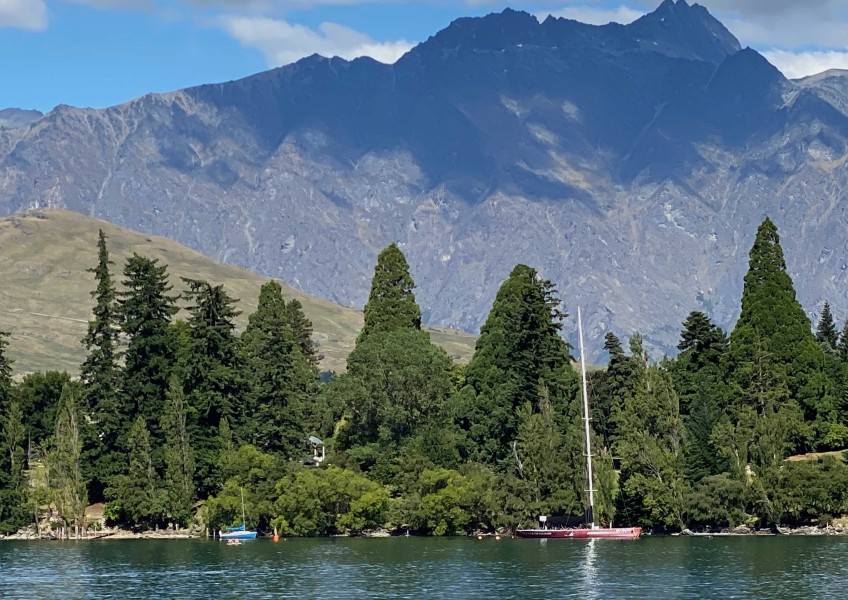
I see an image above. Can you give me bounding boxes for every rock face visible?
[2,0,848,358]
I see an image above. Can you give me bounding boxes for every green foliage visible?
[358,243,421,343]
[817,302,839,351]
[106,417,164,528]
[458,265,577,467]
[285,298,319,372]
[0,392,28,534]
[180,278,246,498]
[725,218,835,447]
[15,371,73,446]
[242,281,316,458]
[272,466,389,536]
[770,457,848,527]
[119,254,179,454]
[51,384,87,530]
[343,329,454,449]
[160,377,195,526]
[615,362,688,529]
[671,312,728,481]
[80,230,122,502]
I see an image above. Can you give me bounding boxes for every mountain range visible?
[3,0,848,357]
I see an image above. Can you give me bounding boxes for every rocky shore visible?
[679,524,848,536]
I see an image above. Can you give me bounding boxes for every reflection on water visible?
[2,536,848,599]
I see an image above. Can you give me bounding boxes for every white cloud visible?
[0,0,47,30]
[762,49,848,79]
[540,4,644,25]
[221,15,412,66]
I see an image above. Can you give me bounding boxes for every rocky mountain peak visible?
[627,0,741,63]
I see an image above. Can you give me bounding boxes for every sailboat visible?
[516,307,642,540]
[220,488,258,541]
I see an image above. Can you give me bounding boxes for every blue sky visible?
[3,0,848,113]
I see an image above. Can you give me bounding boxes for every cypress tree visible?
[816,301,838,351]
[725,218,835,447]
[180,279,245,499]
[80,230,122,501]
[0,332,28,533]
[119,254,179,453]
[358,243,421,343]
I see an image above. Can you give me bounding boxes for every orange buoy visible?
[273,533,280,543]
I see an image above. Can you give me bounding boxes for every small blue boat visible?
[220,489,258,540]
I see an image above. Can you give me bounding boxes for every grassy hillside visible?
[0,210,477,375]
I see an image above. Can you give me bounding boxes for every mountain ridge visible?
[2,2,848,359]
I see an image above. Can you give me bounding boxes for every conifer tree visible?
[357,243,421,343]
[285,298,319,372]
[816,301,838,351]
[80,230,122,501]
[725,218,835,447]
[590,332,636,450]
[671,311,728,481]
[0,332,28,534]
[838,320,848,363]
[457,265,579,467]
[119,254,179,453]
[180,279,245,498]
[242,281,315,458]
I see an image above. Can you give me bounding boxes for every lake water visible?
[0,535,845,599]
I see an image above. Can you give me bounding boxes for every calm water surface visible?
[0,536,845,599]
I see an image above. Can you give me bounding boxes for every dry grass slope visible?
[0,210,477,375]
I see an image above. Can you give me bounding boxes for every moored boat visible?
[516,307,642,541]
[219,488,258,541]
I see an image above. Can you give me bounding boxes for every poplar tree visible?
[161,377,195,525]
[52,384,87,535]
[615,359,688,530]
[0,332,28,534]
[180,279,245,498]
[119,254,179,452]
[80,230,122,501]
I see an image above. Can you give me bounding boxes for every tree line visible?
[2,217,848,536]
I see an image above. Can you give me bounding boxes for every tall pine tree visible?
[80,230,122,501]
[119,254,179,454]
[242,281,315,458]
[180,279,245,498]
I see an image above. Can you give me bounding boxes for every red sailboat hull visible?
[515,527,642,540]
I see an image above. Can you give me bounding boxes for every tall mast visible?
[241,487,246,528]
[578,307,595,529]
